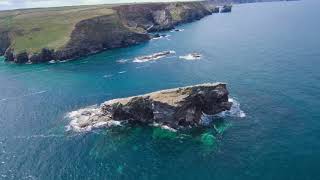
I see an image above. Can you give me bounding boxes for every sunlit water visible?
[1,0,320,179]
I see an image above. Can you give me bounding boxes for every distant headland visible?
[0,0,288,64]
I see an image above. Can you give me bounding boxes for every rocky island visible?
[67,83,233,132]
[0,1,219,64]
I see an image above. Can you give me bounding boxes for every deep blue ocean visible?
[1,0,320,179]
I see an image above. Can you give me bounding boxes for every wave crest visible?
[65,105,121,132]
[200,98,246,126]
[217,98,246,118]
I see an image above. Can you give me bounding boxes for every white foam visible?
[65,105,121,132]
[116,59,129,64]
[200,98,246,126]
[152,34,171,40]
[217,98,246,118]
[31,90,47,95]
[103,74,113,78]
[118,71,127,74]
[152,122,177,132]
[170,29,184,32]
[48,60,70,64]
[179,53,202,61]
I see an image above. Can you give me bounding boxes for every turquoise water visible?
[1,0,320,179]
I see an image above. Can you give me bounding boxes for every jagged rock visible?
[69,83,233,131]
[29,48,55,63]
[14,51,29,64]
[212,7,220,13]
[220,5,232,13]
[0,31,10,55]
[4,48,14,62]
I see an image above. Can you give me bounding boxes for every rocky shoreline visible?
[67,83,233,132]
[1,1,219,64]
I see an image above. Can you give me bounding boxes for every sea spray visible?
[217,98,246,118]
[152,127,177,140]
[179,53,202,61]
[65,105,122,132]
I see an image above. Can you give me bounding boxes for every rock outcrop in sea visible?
[220,5,233,13]
[67,83,233,132]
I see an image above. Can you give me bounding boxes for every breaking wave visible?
[65,98,245,132]
[170,29,184,32]
[116,59,129,64]
[200,98,246,126]
[118,71,127,74]
[65,105,121,132]
[48,60,69,64]
[217,98,246,118]
[152,34,171,40]
[179,53,202,61]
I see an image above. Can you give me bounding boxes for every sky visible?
[0,0,195,10]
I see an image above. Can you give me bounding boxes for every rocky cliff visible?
[67,83,232,132]
[0,31,10,55]
[0,1,218,64]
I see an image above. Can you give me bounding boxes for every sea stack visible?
[68,83,233,132]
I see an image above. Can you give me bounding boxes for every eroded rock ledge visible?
[67,83,233,132]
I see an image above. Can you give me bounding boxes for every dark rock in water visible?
[14,51,29,64]
[4,48,14,62]
[212,7,220,13]
[153,34,161,38]
[220,5,232,13]
[29,48,55,63]
[152,34,167,39]
[68,83,233,131]
[134,51,175,62]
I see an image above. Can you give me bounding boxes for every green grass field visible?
[0,5,116,53]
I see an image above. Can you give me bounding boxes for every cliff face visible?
[115,2,218,32]
[55,14,150,61]
[0,31,10,55]
[1,1,218,64]
[68,83,232,132]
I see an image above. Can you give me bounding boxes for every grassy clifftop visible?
[0,1,217,63]
[0,5,116,53]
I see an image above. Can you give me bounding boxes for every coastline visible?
[0,1,219,64]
